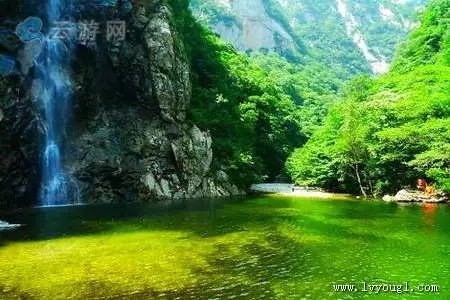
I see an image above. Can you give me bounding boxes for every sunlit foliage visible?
[287,0,450,194]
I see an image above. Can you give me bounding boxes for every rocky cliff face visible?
[0,76,40,208]
[191,0,427,75]
[195,0,296,52]
[0,0,240,208]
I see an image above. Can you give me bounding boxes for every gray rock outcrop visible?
[193,0,296,53]
[394,189,423,202]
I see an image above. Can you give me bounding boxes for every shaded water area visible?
[0,195,449,299]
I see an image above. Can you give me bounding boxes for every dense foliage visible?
[249,52,341,135]
[287,0,450,195]
[169,0,305,185]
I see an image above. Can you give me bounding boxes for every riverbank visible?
[280,190,354,199]
[250,184,353,199]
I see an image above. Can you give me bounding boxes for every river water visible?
[0,195,449,299]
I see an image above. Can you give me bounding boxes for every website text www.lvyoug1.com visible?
[333,282,439,294]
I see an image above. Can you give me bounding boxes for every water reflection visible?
[0,197,240,242]
[0,196,449,299]
[423,203,437,229]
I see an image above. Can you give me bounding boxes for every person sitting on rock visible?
[417,178,427,192]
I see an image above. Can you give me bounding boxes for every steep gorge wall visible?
[0,0,240,208]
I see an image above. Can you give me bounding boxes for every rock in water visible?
[394,190,424,202]
[0,220,21,230]
[393,189,448,203]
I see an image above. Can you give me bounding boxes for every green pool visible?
[0,195,449,299]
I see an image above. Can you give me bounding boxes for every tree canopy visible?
[287,0,450,195]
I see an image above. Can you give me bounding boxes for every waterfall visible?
[38,0,79,206]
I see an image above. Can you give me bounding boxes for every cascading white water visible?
[38,0,79,206]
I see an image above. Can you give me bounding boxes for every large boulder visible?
[391,189,448,203]
[394,189,425,202]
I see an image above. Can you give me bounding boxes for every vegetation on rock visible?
[170,0,306,185]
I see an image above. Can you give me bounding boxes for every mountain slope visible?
[191,0,427,76]
[286,0,450,194]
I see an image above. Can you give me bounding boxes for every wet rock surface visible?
[0,77,40,208]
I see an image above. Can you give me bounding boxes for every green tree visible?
[287,0,450,195]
